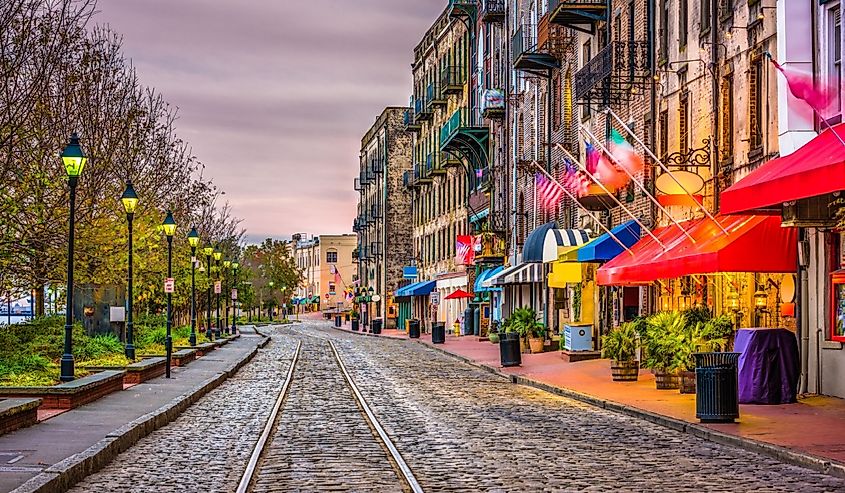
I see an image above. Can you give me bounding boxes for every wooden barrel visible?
[610,360,639,381]
[655,371,680,390]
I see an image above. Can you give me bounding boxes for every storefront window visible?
[832,233,845,342]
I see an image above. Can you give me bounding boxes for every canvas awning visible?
[577,220,641,262]
[394,280,436,297]
[596,215,797,286]
[476,266,504,292]
[490,262,543,285]
[542,228,591,262]
[548,261,582,288]
[720,123,845,214]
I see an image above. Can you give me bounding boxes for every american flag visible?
[536,173,564,210]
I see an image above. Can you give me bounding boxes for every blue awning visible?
[395,280,436,297]
[522,222,557,262]
[474,266,504,293]
[577,220,641,262]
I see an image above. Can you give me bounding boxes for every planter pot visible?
[679,370,697,394]
[528,337,544,354]
[520,338,529,354]
[654,371,680,390]
[610,360,639,382]
[488,333,500,344]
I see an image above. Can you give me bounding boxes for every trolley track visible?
[237,333,423,493]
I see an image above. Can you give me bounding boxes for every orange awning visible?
[596,215,797,286]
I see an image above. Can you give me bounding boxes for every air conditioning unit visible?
[563,324,593,351]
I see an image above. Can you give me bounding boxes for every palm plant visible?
[601,322,639,362]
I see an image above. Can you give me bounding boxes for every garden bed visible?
[0,398,41,436]
[0,370,125,409]
[171,349,197,367]
[175,342,216,357]
[84,357,167,385]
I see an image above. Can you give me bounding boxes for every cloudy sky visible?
[97,0,444,243]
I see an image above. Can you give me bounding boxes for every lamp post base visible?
[124,344,135,361]
[188,333,197,346]
[60,354,75,382]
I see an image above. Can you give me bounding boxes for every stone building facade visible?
[354,107,413,327]
[293,234,357,311]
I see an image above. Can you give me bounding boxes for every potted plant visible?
[601,322,640,381]
[350,308,360,331]
[507,307,545,353]
[644,311,685,390]
[676,314,733,394]
[488,320,501,344]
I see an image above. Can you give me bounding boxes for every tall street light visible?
[203,245,214,341]
[214,247,222,338]
[187,227,200,346]
[162,211,177,378]
[268,280,275,322]
[60,134,87,382]
[120,181,139,360]
[231,261,239,334]
[223,259,231,335]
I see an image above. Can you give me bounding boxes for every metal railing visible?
[481,0,505,19]
[574,40,649,101]
[440,65,465,94]
[371,204,382,219]
[440,107,483,148]
[512,24,537,60]
[354,177,362,191]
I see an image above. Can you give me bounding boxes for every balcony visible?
[480,0,505,23]
[427,153,447,176]
[371,204,383,220]
[418,160,434,186]
[440,66,465,96]
[372,158,384,174]
[415,96,433,122]
[549,0,607,34]
[370,242,383,257]
[440,107,490,172]
[512,24,560,73]
[403,107,420,132]
[474,231,507,262]
[360,171,371,186]
[441,151,462,169]
[354,177,362,191]
[448,0,477,20]
[426,82,446,109]
[403,170,418,189]
[574,40,650,103]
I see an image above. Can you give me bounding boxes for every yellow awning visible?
[548,261,582,287]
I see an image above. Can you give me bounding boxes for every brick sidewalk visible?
[411,332,845,468]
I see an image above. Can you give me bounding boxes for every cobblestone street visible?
[69,321,845,492]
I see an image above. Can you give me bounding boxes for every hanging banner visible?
[455,235,477,266]
[214,281,222,294]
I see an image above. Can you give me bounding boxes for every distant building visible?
[353,107,413,328]
[292,234,357,311]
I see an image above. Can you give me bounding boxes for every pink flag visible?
[595,152,628,191]
[770,57,831,112]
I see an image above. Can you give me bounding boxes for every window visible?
[831,233,844,342]
[328,282,336,294]
[553,73,561,129]
[749,53,763,150]
[679,91,689,157]
[658,110,669,160]
[581,40,592,119]
[720,75,734,162]
[700,0,711,33]
[659,0,669,62]
[326,250,337,263]
[829,6,842,119]
[679,0,688,48]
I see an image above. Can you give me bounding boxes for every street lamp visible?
[120,181,139,360]
[223,259,231,335]
[268,280,275,322]
[214,247,222,338]
[203,245,214,341]
[162,211,176,378]
[231,261,239,334]
[60,134,87,382]
[187,227,200,346]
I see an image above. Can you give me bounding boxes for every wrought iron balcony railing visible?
[481,0,505,22]
[573,40,649,102]
[354,177,362,191]
[371,204,382,220]
[370,242,383,257]
[512,25,536,61]
[372,157,384,174]
[440,107,483,148]
[440,65,465,96]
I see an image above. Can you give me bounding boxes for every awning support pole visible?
[556,146,666,249]
[601,108,730,236]
[530,162,635,256]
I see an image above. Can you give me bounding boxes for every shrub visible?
[74,334,123,361]
[602,322,639,362]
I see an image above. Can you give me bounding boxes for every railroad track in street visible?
[237,334,423,493]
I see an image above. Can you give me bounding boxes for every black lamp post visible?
[367,286,375,331]
[187,227,200,346]
[214,248,222,338]
[203,246,214,341]
[231,261,239,334]
[162,211,176,378]
[223,259,231,335]
[268,281,275,322]
[60,134,87,382]
[120,181,139,360]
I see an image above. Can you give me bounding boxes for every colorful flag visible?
[535,173,564,210]
[585,141,600,174]
[595,151,628,191]
[455,235,474,265]
[769,56,831,112]
[608,129,644,176]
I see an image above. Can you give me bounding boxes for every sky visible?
[96,0,444,243]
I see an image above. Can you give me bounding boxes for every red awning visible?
[596,215,797,286]
[721,124,845,214]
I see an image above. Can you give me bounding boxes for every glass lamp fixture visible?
[727,291,740,310]
[754,288,768,308]
[223,260,231,269]
[213,249,222,261]
[120,182,139,214]
[203,246,214,257]
[187,228,200,248]
[61,133,87,178]
[162,211,176,237]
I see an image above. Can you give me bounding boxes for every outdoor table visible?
[734,328,799,404]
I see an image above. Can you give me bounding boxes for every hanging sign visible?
[430,292,440,306]
[214,281,222,294]
[164,278,175,294]
[231,288,238,300]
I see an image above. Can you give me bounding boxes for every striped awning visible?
[542,229,591,262]
[491,262,543,285]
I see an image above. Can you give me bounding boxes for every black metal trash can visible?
[431,322,446,344]
[499,332,521,367]
[351,319,359,331]
[371,318,383,335]
[694,352,741,423]
[334,315,342,327]
[408,319,421,339]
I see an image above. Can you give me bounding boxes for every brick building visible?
[292,234,357,312]
[353,107,413,328]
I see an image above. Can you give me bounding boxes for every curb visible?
[413,339,845,480]
[12,334,270,493]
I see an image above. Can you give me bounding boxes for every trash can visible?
[351,319,359,331]
[432,322,446,344]
[499,332,521,367]
[463,307,474,336]
[694,352,741,423]
[409,319,421,339]
[334,315,342,327]
[371,318,383,335]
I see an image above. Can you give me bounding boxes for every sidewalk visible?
[331,318,845,476]
[0,329,268,493]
